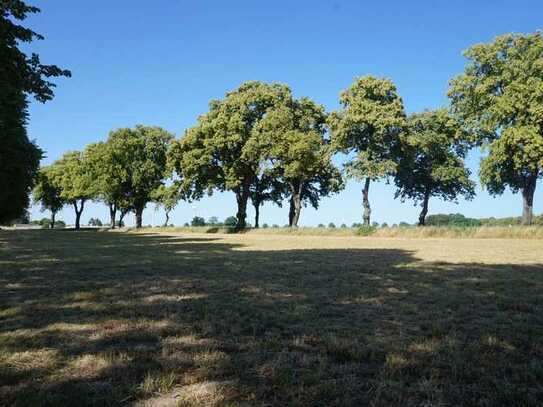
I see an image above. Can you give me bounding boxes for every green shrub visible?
[356,225,377,236]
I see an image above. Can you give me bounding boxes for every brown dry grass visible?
[1,229,542,406]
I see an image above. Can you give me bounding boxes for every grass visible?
[1,229,542,406]
[142,225,543,239]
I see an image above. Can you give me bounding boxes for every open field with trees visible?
[1,229,543,406]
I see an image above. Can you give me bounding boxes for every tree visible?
[258,96,343,227]
[191,216,206,226]
[168,81,291,229]
[224,216,237,226]
[84,142,128,229]
[33,166,64,228]
[330,76,407,226]
[107,126,173,228]
[0,1,70,224]
[151,184,183,227]
[88,218,103,227]
[448,32,543,225]
[207,216,219,225]
[394,110,475,225]
[49,151,95,230]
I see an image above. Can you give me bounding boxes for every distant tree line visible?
[1,2,542,228]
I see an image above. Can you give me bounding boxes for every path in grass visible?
[1,230,542,406]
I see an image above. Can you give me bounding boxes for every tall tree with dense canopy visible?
[449,32,543,225]
[394,110,475,225]
[258,97,343,227]
[33,166,64,228]
[107,126,173,228]
[168,81,290,229]
[49,151,95,229]
[0,1,70,223]
[330,76,406,226]
[84,142,129,228]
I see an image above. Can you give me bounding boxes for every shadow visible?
[0,230,542,406]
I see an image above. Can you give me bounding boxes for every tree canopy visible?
[151,184,183,227]
[33,166,64,228]
[449,32,543,224]
[0,1,70,224]
[394,109,475,225]
[330,76,407,225]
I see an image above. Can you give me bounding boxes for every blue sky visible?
[25,0,542,227]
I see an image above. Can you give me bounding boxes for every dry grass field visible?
[1,229,543,406]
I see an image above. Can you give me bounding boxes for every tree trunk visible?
[109,204,117,229]
[253,201,260,228]
[289,182,303,227]
[362,177,371,226]
[235,186,250,230]
[73,199,85,230]
[119,210,127,227]
[288,197,295,227]
[418,190,430,226]
[521,174,537,225]
[135,205,144,229]
[163,210,170,227]
[50,211,56,229]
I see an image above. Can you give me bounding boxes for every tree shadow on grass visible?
[0,230,542,406]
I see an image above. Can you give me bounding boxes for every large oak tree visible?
[394,109,475,225]
[49,151,95,230]
[330,76,406,226]
[449,32,543,225]
[168,81,290,229]
[257,97,343,227]
[107,126,173,228]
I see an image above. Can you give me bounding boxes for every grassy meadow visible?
[1,229,543,406]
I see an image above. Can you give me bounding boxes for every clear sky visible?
[25,0,543,227]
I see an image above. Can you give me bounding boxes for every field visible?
[1,230,543,406]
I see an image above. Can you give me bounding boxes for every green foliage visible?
[330,76,406,181]
[33,166,64,216]
[168,81,291,229]
[0,1,70,224]
[355,225,377,236]
[449,32,543,224]
[88,218,103,227]
[191,216,206,226]
[425,213,482,227]
[224,216,238,226]
[394,109,475,224]
[327,222,336,228]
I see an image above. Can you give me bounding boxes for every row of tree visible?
[3,1,541,228]
[33,31,543,229]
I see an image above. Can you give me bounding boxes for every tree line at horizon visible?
[2,3,542,230]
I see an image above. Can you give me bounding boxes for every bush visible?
[88,218,103,227]
[381,222,388,228]
[328,222,336,228]
[191,216,206,226]
[356,225,377,236]
[340,223,347,228]
[272,224,279,228]
[262,223,269,228]
[223,216,237,226]
[426,213,481,227]
[317,223,325,228]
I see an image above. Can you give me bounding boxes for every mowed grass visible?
[1,230,543,406]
